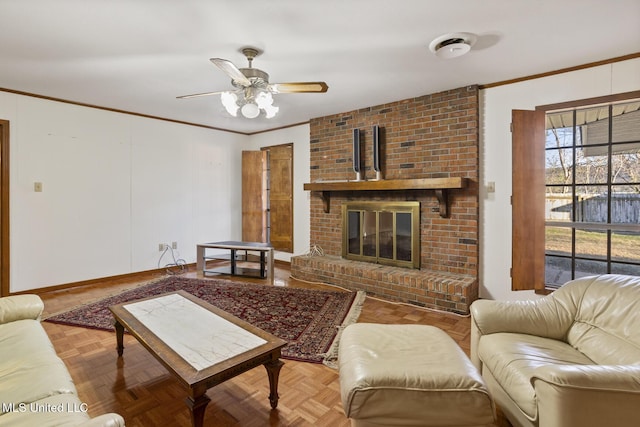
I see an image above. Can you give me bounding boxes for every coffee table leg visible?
[114,320,125,357]
[186,393,211,427]
[264,359,284,409]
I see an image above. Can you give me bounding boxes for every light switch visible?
[486,181,495,193]
[34,182,43,192]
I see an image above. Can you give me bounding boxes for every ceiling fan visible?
[177,47,329,119]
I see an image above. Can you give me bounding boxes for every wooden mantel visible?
[303,177,467,217]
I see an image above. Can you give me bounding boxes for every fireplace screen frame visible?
[341,201,420,269]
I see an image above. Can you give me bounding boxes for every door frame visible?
[0,120,10,296]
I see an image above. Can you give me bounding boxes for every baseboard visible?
[275,259,290,267]
[12,258,291,296]
[11,264,197,296]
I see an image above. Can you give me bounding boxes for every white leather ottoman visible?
[338,323,496,427]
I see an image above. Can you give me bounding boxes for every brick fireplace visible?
[291,86,479,314]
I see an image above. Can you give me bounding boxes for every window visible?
[544,100,640,287]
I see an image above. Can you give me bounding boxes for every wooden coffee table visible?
[109,290,286,427]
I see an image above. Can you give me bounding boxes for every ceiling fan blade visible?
[269,82,329,94]
[210,58,251,87]
[176,90,226,99]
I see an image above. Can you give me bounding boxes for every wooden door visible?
[268,145,294,252]
[242,150,267,243]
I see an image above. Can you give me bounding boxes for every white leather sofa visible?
[471,274,640,427]
[0,294,125,427]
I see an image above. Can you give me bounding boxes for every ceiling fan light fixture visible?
[241,102,260,119]
[220,91,239,117]
[221,89,278,119]
[179,46,327,120]
[429,32,477,59]
[264,105,279,119]
[256,92,279,119]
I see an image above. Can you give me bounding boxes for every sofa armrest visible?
[533,364,640,390]
[79,413,126,427]
[0,295,45,324]
[470,297,576,370]
[470,298,573,339]
[532,365,640,427]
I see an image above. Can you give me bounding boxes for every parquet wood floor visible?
[38,265,511,426]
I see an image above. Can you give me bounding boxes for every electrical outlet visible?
[172,242,177,249]
[158,243,166,251]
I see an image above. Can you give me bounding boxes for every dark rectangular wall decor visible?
[372,125,380,172]
[352,128,360,172]
[352,128,361,180]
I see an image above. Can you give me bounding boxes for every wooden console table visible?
[196,241,274,283]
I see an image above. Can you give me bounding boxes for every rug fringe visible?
[321,290,366,369]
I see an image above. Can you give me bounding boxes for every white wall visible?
[480,57,640,301]
[245,124,311,263]
[1,92,248,292]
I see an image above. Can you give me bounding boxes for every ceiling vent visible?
[429,32,477,59]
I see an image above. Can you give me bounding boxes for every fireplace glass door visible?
[342,201,420,269]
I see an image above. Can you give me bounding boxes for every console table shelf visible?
[303,177,467,217]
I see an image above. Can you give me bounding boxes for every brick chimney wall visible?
[307,85,479,277]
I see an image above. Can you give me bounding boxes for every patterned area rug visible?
[45,276,365,365]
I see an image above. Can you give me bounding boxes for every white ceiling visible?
[1,0,639,134]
